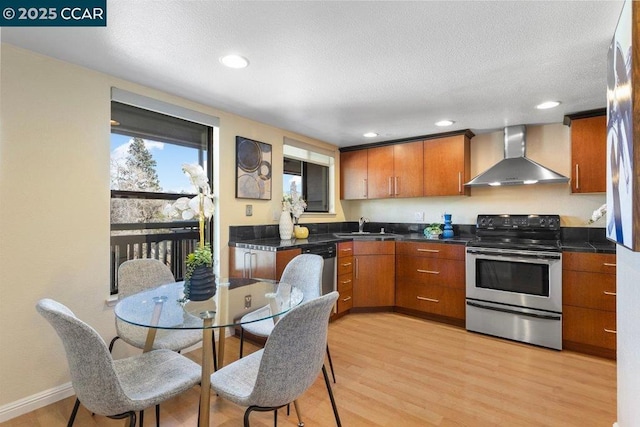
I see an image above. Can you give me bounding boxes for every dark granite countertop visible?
[228,222,616,254]
[229,232,471,251]
[561,240,616,254]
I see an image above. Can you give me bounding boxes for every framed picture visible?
[235,136,272,200]
[606,0,639,251]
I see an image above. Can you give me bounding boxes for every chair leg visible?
[139,409,144,427]
[66,397,81,427]
[326,344,336,383]
[239,327,245,358]
[108,336,120,353]
[107,411,136,427]
[274,408,278,426]
[243,406,254,427]
[322,364,342,427]
[155,404,160,427]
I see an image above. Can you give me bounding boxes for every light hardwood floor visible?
[2,312,617,426]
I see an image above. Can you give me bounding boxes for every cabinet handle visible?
[417,296,439,303]
[458,171,462,194]
[243,252,251,278]
[417,248,440,253]
[395,176,399,196]
[603,291,617,296]
[575,164,580,190]
[603,263,616,267]
[340,262,352,267]
[417,269,440,275]
[363,179,367,198]
[340,248,352,253]
[388,177,393,196]
[250,253,257,278]
[355,258,359,279]
[340,279,352,285]
[604,328,617,334]
[342,296,352,302]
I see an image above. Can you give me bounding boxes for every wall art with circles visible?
[235,136,272,200]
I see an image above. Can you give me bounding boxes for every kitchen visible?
[1,1,639,426]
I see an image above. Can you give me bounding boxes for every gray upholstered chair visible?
[36,298,201,427]
[238,254,336,382]
[211,291,342,427]
[110,258,207,354]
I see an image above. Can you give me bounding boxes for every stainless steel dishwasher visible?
[302,243,337,295]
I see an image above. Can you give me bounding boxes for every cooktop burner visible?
[468,214,561,252]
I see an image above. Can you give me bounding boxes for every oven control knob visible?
[488,218,493,226]
[540,218,546,227]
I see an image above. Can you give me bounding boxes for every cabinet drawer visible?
[353,240,395,255]
[337,273,353,293]
[395,282,465,319]
[337,256,353,276]
[396,241,465,260]
[563,270,616,311]
[563,305,616,350]
[563,252,616,274]
[337,287,353,313]
[338,241,353,258]
[396,257,464,289]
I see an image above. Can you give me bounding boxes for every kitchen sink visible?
[333,232,401,238]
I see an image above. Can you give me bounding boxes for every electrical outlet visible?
[245,204,253,216]
[414,211,424,222]
[244,295,252,309]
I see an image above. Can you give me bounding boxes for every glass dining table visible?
[114,277,303,426]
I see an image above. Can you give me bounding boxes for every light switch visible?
[245,204,253,216]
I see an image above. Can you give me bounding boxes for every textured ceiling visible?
[2,1,624,147]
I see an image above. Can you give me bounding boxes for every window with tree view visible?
[283,139,334,213]
[110,100,214,294]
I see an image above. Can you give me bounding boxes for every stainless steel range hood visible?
[465,125,569,187]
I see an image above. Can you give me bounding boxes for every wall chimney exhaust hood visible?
[465,125,569,187]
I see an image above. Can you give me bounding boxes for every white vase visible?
[279,211,293,240]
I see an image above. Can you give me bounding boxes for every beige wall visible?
[0,44,344,413]
[343,123,606,226]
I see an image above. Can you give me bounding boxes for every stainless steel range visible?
[465,214,562,350]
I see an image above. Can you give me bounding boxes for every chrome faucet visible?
[358,217,369,233]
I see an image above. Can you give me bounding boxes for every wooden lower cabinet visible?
[395,242,465,323]
[562,251,617,359]
[352,241,395,308]
[229,247,301,280]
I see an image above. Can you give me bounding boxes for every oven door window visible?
[476,258,550,297]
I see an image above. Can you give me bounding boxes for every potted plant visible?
[424,223,443,239]
[164,164,215,301]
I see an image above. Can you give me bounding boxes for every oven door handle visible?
[466,301,562,321]
[467,249,561,261]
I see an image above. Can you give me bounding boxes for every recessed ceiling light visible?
[435,120,455,127]
[363,132,378,138]
[536,101,561,110]
[220,55,249,69]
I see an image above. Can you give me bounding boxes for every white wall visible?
[616,246,640,425]
[343,124,606,227]
[0,44,344,418]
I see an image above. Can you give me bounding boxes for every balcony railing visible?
[110,221,199,294]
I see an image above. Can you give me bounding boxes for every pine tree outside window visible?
[109,91,218,294]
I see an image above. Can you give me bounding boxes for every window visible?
[109,88,218,294]
[283,138,335,213]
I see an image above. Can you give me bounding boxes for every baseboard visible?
[0,382,75,423]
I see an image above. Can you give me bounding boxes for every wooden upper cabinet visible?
[340,150,368,200]
[569,113,607,193]
[393,141,424,198]
[423,134,471,196]
[367,146,394,199]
